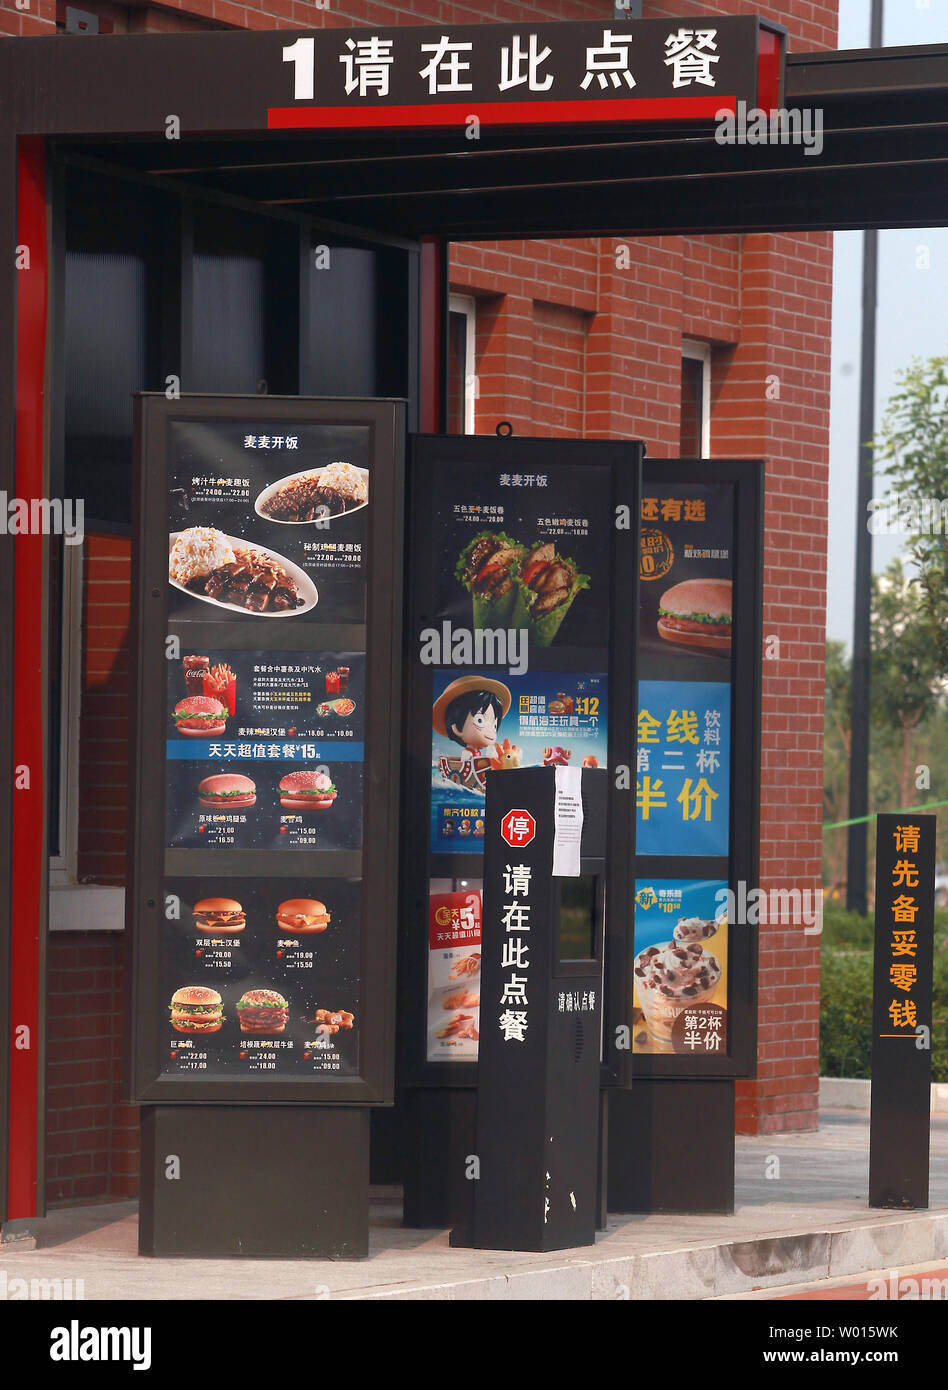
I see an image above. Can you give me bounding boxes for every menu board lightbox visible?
[623,459,763,1079]
[399,433,643,1085]
[128,395,404,1103]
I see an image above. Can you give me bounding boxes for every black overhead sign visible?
[270,18,770,129]
[0,16,782,145]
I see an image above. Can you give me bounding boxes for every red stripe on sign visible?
[268,95,736,130]
[10,136,47,1220]
[757,26,783,113]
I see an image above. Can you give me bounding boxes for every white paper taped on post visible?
[552,765,583,877]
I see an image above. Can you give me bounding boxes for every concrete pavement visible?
[2,1110,946,1300]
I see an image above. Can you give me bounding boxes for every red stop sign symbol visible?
[501,808,536,847]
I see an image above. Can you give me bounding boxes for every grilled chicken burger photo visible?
[236,988,290,1035]
[456,530,526,627]
[275,898,331,934]
[192,897,246,933]
[197,773,256,809]
[172,694,228,736]
[169,985,224,1034]
[656,578,732,653]
[278,769,337,811]
[512,541,589,647]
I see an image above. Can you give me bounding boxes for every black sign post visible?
[452,766,606,1252]
[869,813,936,1210]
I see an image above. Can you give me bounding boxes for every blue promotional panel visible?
[165,649,365,850]
[635,679,730,858]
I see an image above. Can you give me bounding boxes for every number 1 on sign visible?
[283,37,315,100]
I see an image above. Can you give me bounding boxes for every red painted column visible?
[9,135,47,1219]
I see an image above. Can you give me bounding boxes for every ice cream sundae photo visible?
[633,937,722,1051]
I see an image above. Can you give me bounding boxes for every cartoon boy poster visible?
[431,675,513,795]
[429,668,609,855]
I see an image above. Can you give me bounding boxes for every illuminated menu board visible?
[401,434,642,1080]
[130,396,403,1103]
[630,461,763,1078]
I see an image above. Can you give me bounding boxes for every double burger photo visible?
[192,897,246,933]
[168,986,291,1036]
[169,985,224,1034]
[186,894,332,934]
[236,989,290,1035]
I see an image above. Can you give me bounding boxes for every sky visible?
[826,0,948,645]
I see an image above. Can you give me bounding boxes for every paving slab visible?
[2,1111,945,1300]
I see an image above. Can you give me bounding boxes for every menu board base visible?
[606,1081,735,1214]
[139,1104,370,1258]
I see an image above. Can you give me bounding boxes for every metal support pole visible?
[846,0,884,915]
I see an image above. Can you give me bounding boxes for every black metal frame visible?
[0,135,12,1227]
[618,457,764,1081]
[127,394,405,1104]
[399,433,643,1090]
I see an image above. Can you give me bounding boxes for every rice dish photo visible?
[169,528,313,615]
[258,460,368,522]
[168,527,236,585]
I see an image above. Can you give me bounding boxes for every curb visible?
[351,1212,948,1300]
[820,1077,948,1114]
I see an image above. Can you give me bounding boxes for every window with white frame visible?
[448,293,477,435]
[681,339,712,458]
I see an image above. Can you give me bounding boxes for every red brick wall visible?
[451,225,833,1135]
[79,534,132,885]
[46,933,138,1202]
[715,232,833,1132]
[46,532,138,1205]
[0,0,839,46]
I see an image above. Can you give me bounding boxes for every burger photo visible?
[172,694,227,737]
[656,578,732,653]
[278,769,337,811]
[192,897,246,933]
[169,985,224,1034]
[275,898,331,934]
[236,988,290,1035]
[197,773,256,809]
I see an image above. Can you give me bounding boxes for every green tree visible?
[874,353,948,676]
[823,640,851,892]
[870,558,942,810]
